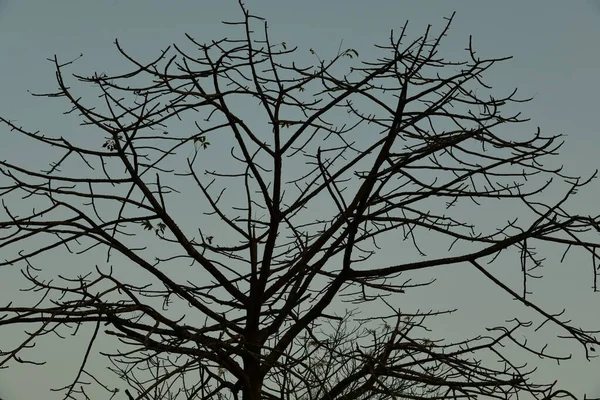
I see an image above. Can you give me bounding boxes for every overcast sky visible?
[1,1,600,399]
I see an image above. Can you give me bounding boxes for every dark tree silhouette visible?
[1,3,599,400]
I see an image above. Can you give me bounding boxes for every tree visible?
[1,3,599,400]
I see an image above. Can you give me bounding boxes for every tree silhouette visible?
[1,3,599,400]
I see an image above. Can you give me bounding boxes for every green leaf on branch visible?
[141,220,153,231]
[194,135,210,149]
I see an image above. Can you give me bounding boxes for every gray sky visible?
[1,1,600,399]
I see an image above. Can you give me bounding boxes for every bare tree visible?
[1,3,599,400]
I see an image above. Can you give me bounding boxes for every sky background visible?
[1,1,600,399]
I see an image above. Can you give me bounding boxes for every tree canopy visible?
[1,3,599,400]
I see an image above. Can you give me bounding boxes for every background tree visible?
[1,3,599,400]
